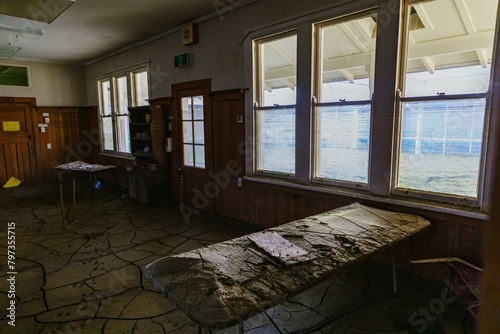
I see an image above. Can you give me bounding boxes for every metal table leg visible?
[59,183,65,229]
[72,177,76,221]
[392,246,398,295]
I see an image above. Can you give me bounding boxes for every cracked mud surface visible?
[0,184,476,333]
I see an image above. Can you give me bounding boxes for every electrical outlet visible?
[237,177,243,187]
[47,143,52,149]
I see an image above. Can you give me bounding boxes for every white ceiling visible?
[0,0,250,65]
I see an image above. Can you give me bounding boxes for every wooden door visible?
[0,98,37,184]
[172,79,213,216]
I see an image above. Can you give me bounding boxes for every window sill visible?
[243,175,489,221]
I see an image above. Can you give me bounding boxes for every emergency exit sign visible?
[174,53,192,68]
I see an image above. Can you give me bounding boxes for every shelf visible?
[130,122,150,126]
[133,150,154,158]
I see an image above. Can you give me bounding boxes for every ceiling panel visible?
[0,0,253,64]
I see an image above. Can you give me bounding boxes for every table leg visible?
[72,177,76,221]
[392,247,398,295]
[59,183,65,229]
[90,173,95,199]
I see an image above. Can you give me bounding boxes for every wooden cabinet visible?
[127,99,171,203]
[129,106,154,159]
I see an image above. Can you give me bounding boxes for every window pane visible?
[398,99,485,197]
[257,108,295,174]
[259,34,297,106]
[397,0,496,199]
[403,0,497,97]
[100,80,112,116]
[101,117,114,151]
[315,104,370,183]
[183,122,193,144]
[195,145,205,168]
[0,65,29,87]
[115,76,129,115]
[184,144,194,167]
[319,14,377,102]
[134,70,149,106]
[116,115,130,153]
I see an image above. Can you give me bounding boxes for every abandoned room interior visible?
[0,0,499,333]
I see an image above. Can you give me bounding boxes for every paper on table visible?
[248,231,316,266]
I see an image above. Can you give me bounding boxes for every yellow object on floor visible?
[3,176,21,188]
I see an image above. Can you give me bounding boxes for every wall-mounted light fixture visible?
[0,23,43,36]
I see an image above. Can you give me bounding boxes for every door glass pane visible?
[193,96,204,120]
[181,95,205,169]
[316,104,370,183]
[193,121,204,144]
[183,144,194,167]
[257,108,295,174]
[182,97,192,120]
[101,117,114,151]
[116,115,130,153]
[183,122,193,144]
[195,145,205,168]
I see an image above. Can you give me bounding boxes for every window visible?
[97,68,149,155]
[396,0,497,200]
[247,0,500,211]
[182,96,206,168]
[314,12,377,185]
[254,32,297,176]
[0,64,29,87]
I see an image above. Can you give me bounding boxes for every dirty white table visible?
[145,203,431,333]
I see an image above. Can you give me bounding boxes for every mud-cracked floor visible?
[0,184,476,333]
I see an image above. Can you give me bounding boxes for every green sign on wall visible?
[174,54,192,68]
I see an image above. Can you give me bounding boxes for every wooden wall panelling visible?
[239,179,486,273]
[211,89,246,220]
[34,106,99,183]
[77,106,100,164]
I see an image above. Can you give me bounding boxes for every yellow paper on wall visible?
[2,121,20,131]
[3,176,21,188]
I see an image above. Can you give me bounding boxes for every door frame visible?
[171,78,213,212]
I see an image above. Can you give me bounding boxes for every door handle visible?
[178,167,184,184]
[27,135,32,140]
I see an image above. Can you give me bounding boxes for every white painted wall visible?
[84,0,348,104]
[0,59,87,106]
